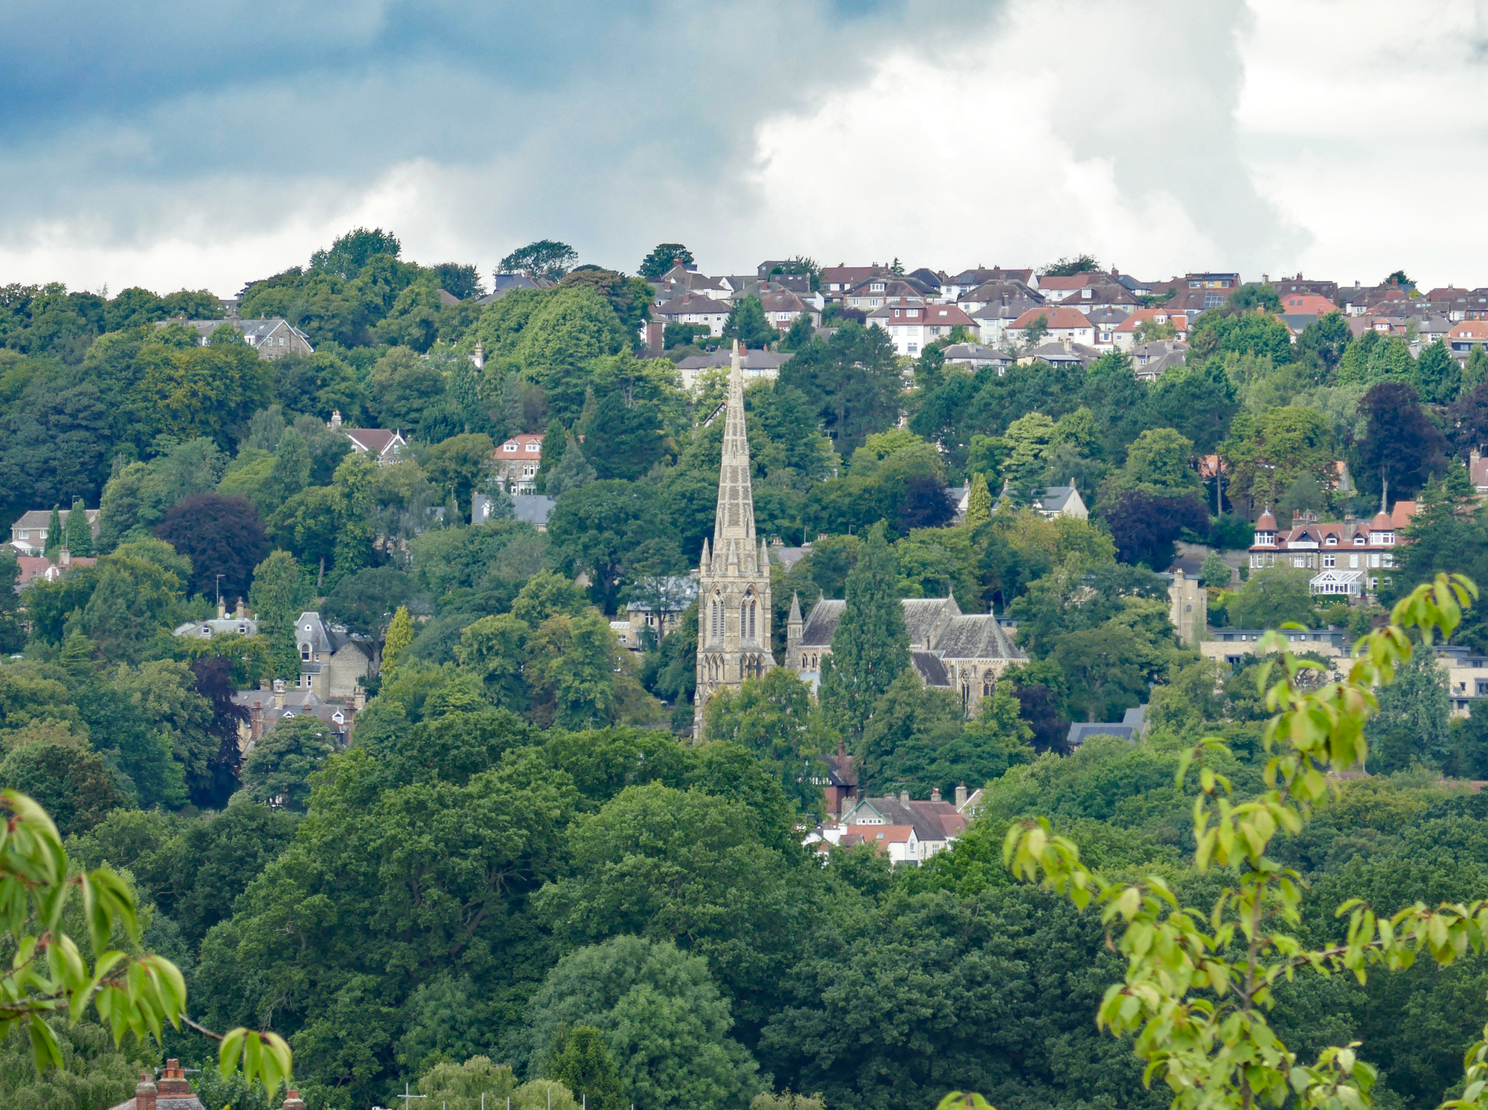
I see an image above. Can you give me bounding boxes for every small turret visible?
[786,591,804,667]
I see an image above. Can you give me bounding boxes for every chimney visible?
[259,677,271,691]
[955,782,968,808]
[354,684,367,710]
[930,787,942,802]
[282,1091,306,1110]
[134,1074,158,1110]
[329,409,343,430]
[273,678,286,708]
[235,598,245,617]
[58,546,70,566]
[899,789,910,803]
[158,1060,191,1097]
[471,341,485,370]
[217,598,227,619]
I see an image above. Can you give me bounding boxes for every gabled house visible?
[1249,506,1417,597]
[492,433,544,493]
[940,342,1013,373]
[1007,306,1094,346]
[650,263,733,301]
[292,611,372,700]
[173,600,258,640]
[839,791,969,861]
[654,292,733,336]
[1447,319,1488,363]
[867,299,977,356]
[821,264,891,298]
[1161,273,1243,312]
[843,277,927,312]
[328,411,406,461]
[674,347,792,392]
[171,317,313,360]
[9,507,98,556]
[232,680,357,750]
[1130,339,1189,380]
[1112,307,1188,350]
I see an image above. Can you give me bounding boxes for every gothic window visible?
[982,672,993,698]
[749,599,756,640]
[961,684,970,711]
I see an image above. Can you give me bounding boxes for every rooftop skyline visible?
[5,0,1487,296]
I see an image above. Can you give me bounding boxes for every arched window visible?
[748,599,756,641]
[982,671,993,698]
[299,642,311,661]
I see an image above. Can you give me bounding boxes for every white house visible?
[1007,306,1095,346]
[866,299,978,356]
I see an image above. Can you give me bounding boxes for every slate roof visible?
[847,795,968,842]
[674,349,793,372]
[342,428,405,456]
[935,614,1022,660]
[911,651,951,687]
[1040,486,1080,513]
[1067,723,1138,746]
[902,597,957,649]
[513,495,556,528]
[799,599,846,646]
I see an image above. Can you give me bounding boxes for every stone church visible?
[693,344,1028,731]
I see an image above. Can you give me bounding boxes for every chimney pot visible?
[135,1074,158,1110]
[930,787,942,802]
[59,547,70,566]
[282,1090,306,1110]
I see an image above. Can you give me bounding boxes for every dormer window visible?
[300,642,311,661]
[1353,536,1366,545]
[1325,536,1338,546]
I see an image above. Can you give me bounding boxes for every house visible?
[476,273,551,305]
[1338,281,1411,316]
[1277,293,1338,318]
[941,266,1035,299]
[970,290,1045,345]
[492,433,544,492]
[674,347,792,392]
[1201,627,1350,672]
[786,594,1027,717]
[955,279,1042,316]
[512,494,556,531]
[624,576,698,644]
[1248,506,1417,596]
[108,1059,207,1110]
[654,292,733,337]
[170,317,313,360]
[844,277,927,313]
[1007,306,1095,346]
[993,481,1089,520]
[1017,340,1102,368]
[1267,274,1339,301]
[232,680,357,750]
[328,411,406,460]
[1113,308,1188,350]
[1447,319,1488,363]
[9,507,99,555]
[1130,339,1190,380]
[867,299,977,356]
[1033,272,1105,301]
[1086,304,1130,347]
[1161,273,1243,313]
[1471,449,1488,496]
[292,611,372,700]
[1168,568,1206,647]
[650,263,734,301]
[839,791,969,861]
[821,264,890,298]
[1066,719,1140,747]
[940,342,1013,373]
[173,600,258,640]
[1440,645,1488,717]
[14,548,95,589]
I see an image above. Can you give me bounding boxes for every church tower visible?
[694,342,775,736]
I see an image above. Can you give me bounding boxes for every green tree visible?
[248,550,313,679]
[0,548,24,653]
[702,669,827,812]
[44,505,62,559]
[1004,575,1488,1110]
[521,935,761,1110]
[0,738,129,837]
[546,481,676,613]
[1413,340,1460,405]
[1199,550,1232,590]
[1367,650,1451,773]
[242,714,339,812]
[418,1057,517,1110]
[383,605,415,673]
[724,296,778,349]
[639,244,693,280]
[64,497,94,556]
[1108,427,1201,497]
[500,240,579,282]
[1227,565,1317,628]
[545,1026,626,1110]
[310,226,402,277]
[964,472,992,528]
[456,614,531,711]
[818,524,910,740]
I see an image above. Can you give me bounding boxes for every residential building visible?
[232,681,357,751]
[9,506,98,555]
[941,266,1034,299]
[1441,645,1488,717]
[822,264,890,298]
[1086,304,1129,347]
[843,277,926,313]
[693,344,777,735]
[674,347,792,392]
[14,548,95,590]
[756,288,821,331]
[992,482,1089,520]
[624,576,698,645]
[1338,281,1410,315]
[292,611,372,700]
[955,280,1042,316]
[1201,628,1350,672]
[492,433,544,492]
[940,342,1013,373]
[1266,274,1340,300]
[1248,506,1417,596]
[1161,273,1242,312]
[653,292,732,337]
[970,289,1044,345]
[173,600,258,640]
[1447,319,1488,362]
[806,791,970,864]
[650,262,733,301]
[476,273,551,305]
[786,594,1027,718]
[108,1058,208,1110]
[867,299,977,356]
[1034,272,1105,301]
[1007,306,1095,345]
[1112,307,1188,350]
[1471,449,1488,496]
[170,317,313,360]
[1016,340,1102,368]
[328,411,406,461]
[1066,715,1142,747]
[1130,339,1189,380]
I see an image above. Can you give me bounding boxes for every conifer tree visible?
[65,497,94,556]
[547,433,597,497]
[382,605,415,673]
[44,505,62,559]
[544,1025,624,1110]
[819,522,909,741]
[964,473,992,528]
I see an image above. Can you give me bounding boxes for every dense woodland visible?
[4,232,1488,1110]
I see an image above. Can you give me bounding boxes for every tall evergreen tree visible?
[65,497,94,556]
[44,505,62,558]
[963,473,992,529]
[819,522,909,741]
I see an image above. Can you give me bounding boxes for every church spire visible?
[713,341,756,547]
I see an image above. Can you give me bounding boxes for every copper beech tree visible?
[1000,573,1488,1110]
[0,790,291,1094]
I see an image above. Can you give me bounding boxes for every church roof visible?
[713,341,758,547]
[911,651,951,687]
[799,600,845,646]
[934,614,1025,661]
[902,597,959,649]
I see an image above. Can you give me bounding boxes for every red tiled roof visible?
[1115,308,1189,334]
[1038,273,1104,290]
[1011,306,1093,329]
[1449,320,1488,340]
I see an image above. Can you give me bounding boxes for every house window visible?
[1323,554,1335,568]
[300,642,311,661]
[504,444,517,452]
